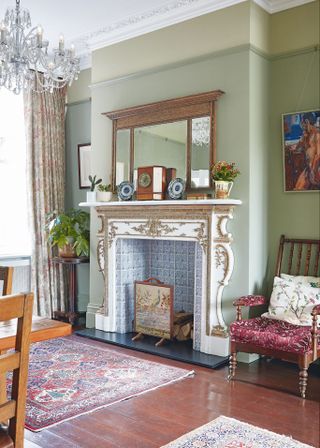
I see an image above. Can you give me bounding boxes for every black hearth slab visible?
[75,328,228,369]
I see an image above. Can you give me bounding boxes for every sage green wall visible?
[68,68,91,103]
[270,1,319,55]
[65,100,91,312]
[87,48,252,327]
[268,48,320,287]
[249,51,269,295]
[92,2,250,83]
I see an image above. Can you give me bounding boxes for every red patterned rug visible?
[12,336,194,432]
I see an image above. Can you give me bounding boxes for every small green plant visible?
[45,209,90,257]
[211,161,240,182]
[88,175,102,192]
[98,183,112,192]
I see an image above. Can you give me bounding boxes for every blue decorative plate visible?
[167,178,186,200]
[117,182,135,201]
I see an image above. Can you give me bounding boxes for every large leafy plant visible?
[46,209,90,257]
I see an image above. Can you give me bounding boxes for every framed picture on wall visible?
[282,109,320,192]
[78,143,92,189]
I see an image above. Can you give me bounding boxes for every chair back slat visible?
[0,296,25,321]
[0,352,20,374]
[275,235,320,278]
[288,242,294,274]
[0,400,16,422]
[0,267,13,296]
[304,244,312,276]
[295,243,303,276]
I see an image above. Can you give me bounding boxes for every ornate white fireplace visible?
[84,199,241,357]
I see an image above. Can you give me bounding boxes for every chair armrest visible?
[311,304,320,316]
[232,295,266,321]
[233,295,266,307]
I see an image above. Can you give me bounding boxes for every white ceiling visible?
[0,0,315,69]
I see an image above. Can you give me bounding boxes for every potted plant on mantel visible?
[46,209,90,258]
[211,161,240,199]
[87,175,102,202]
[97,183,113,202]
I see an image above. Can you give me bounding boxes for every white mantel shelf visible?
[79,199,242,207]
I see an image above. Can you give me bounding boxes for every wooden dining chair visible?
[0,293,33,448]
[0,268,13,297]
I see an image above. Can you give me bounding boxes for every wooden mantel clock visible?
[137,166,166,200]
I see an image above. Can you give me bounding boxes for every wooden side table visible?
[51,256,89,325]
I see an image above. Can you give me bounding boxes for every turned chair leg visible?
[228,352,237,381]
[299,368,308,398]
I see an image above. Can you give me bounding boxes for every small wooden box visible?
[136,166,166,200]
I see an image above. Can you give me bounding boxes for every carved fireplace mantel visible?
[80,199,241,356]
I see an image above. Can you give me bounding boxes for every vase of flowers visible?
[211,161,240,199]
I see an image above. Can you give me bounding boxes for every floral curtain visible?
[24,86,67,317]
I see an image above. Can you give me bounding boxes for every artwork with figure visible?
[283,110,320,192]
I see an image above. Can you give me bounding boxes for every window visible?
[0,90,31,256]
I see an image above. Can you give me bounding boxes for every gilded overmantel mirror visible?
[103,90,224,193]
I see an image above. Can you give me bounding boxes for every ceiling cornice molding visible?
[74,0,316,69]
[255,0,315,13]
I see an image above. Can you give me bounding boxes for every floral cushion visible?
[230,317,319,354]
[281,273,320,288]
[262,276,320,326]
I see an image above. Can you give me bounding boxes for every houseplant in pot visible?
[211,161,240,199]
[87,175,102,202]
[46,209,90,257]
[97,183,113,202]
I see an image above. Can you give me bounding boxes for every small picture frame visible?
[134,278,173,340]
[78,143,92,189]
[282,110,320,192]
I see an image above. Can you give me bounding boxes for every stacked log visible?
[173,311,193,341]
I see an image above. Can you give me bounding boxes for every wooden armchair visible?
[0,293,33,448]
[228,235,320,398]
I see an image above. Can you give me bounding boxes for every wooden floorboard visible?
[25,336,320,448]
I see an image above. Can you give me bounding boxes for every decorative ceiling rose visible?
[0,0,80,94]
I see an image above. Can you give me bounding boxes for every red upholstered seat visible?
[230,317,319,355]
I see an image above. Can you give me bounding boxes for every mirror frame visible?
[103,90,224,193]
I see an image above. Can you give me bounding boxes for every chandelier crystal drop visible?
[192,117,210,147]
[0,0,80,94]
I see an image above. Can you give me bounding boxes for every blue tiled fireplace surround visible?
[115,238,203,351]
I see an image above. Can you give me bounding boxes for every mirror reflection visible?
[116,129,130,185]
[134,121,187,182]
[191,116,210,188]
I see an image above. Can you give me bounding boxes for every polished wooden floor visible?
[25,337,319,448]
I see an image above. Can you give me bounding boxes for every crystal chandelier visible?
[0,0,80,94]
[192,117,210,147]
